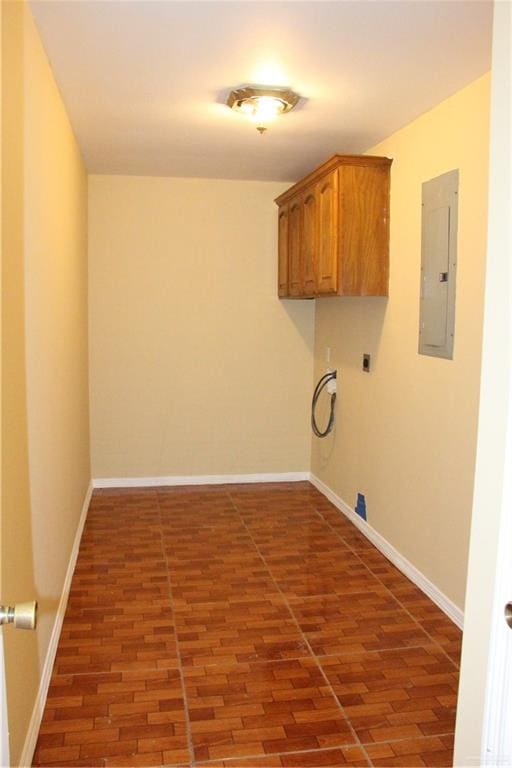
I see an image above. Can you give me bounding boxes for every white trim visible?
[19,482,93,768]
[474,2,512,764]
[310,473,464,629]
[93,472,310,489]
[0,633,9,768]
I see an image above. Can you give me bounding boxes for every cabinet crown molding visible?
[275,154,392,206]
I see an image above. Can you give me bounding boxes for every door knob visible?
[0,601,37,630]
[505,602,512,630]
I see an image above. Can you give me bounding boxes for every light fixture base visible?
[227,86,300,114]
[226,85,300,132]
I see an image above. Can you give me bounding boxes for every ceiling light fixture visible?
[227,86,300,134]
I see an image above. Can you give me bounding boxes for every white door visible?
[454,1,512,765]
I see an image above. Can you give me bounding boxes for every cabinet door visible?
[277,205,289,297]
[316,170,338,294]
[288,198,302,297]
[339,164,389,296]
[302,188,317,296]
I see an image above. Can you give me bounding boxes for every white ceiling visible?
[29,0,493,182]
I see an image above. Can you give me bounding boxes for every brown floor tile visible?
[388,584,463,665]
[320,646,458,745]
[316,510,378,553]
[247,523,352,559]
[175,595,309,666]
[365,734,454,766]
[184,657,356,762]
[52,597,178,675]
[33,669,190,767]
[200,744,369,766]
[169,564,279,609]
[289,590,431,656]
[356,550,414,592]
[33,482,461,768]
[265,550,383,599]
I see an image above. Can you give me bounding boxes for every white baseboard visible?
[309,474,464,629]
[19,481,93,768]
[93,471,310,489]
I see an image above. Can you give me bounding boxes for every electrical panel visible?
[419,169,459,359]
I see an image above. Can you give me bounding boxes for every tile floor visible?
[33,482,461,768]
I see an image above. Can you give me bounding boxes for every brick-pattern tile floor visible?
[33,483,461,767]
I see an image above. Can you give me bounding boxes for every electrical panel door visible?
[419,169,459,359]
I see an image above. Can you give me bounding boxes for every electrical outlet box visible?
[355,493,367,521]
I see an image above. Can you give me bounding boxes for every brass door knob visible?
[0,601,37,630]
[505,602,512,630]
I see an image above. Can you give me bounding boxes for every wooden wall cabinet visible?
[275,154,392,298]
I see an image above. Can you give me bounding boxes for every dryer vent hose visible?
[311,370,337,438]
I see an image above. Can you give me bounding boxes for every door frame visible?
[0,0,8,763]
[454,1,512,764]
[0,634,9,767]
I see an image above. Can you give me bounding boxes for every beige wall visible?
[89,175,315,479]
[312,74,490,609]
[1,3,90,764]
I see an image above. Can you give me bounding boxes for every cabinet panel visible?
[277,205,289,297]
[316,171,338,294]
[288,199,302,297]
[339,164,389,296]
[302,189,317,296]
